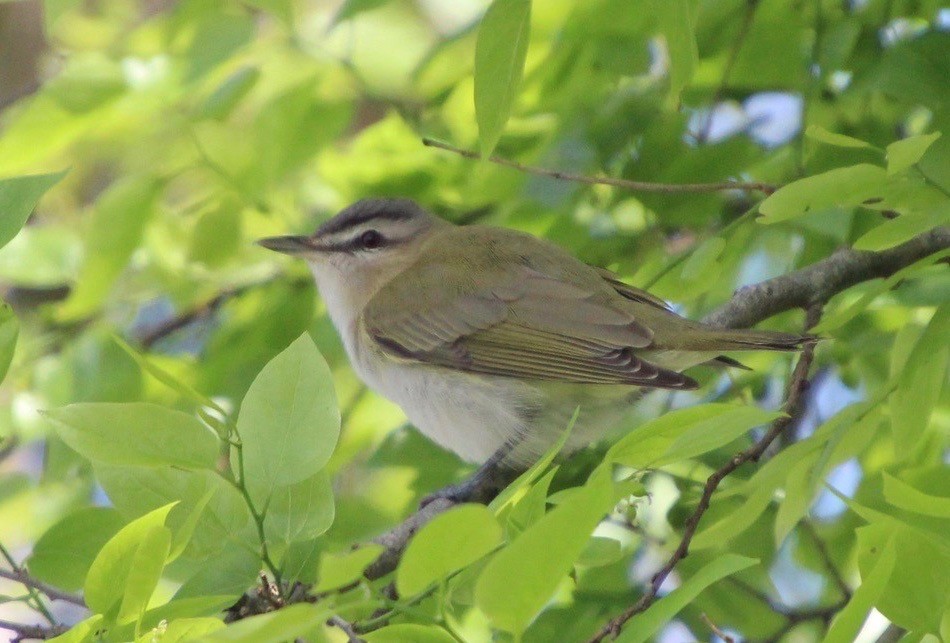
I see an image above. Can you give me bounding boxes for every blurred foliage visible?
[0,0,948,642]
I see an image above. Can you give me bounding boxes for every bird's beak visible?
[256,235,317,255]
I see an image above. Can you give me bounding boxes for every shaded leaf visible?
[27,507,126,591]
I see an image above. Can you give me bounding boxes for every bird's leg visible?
[420,441,522,507]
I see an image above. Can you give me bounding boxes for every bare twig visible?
[0,619,68,642]
[588,305,822,642]
[328,615,366,643]
[136,275,310,349]
[700,613,735,643]
[801,520,852,600]
[695,0,760,144]
[0,568,86,608]
[421,137,778,195]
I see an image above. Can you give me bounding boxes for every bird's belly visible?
[349,342,637,466]
[355,355,539,463]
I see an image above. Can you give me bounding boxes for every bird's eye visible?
[359,229,383,250]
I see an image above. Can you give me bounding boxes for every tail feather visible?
[678,328,814,352]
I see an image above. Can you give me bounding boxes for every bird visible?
[258,198,807,501]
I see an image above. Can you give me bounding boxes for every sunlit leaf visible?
[313,545,385,593]
[0,171,66,249]
[474,0,531,155]
[397,504,503,596]
[264,471,335,547]
[887,132,941,175]
[615,554,758,643]
[475,471,613,635]
[45,403,219,469]
[200,603,330,643]
[0,302,18,384]
[84,503,175,618]
[805,125,877,150]
[238,333,340,505]
[822,536,897,643]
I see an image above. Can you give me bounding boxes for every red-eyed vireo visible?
[259,199,807,499]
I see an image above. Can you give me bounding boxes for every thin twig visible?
[587,305,822,642]
[700,613,735,643]
[801,520,852,600]
[0,568,86,608]
[328,615,366,643]
[421,137,778,195]
[696,0,760,144]
[0,619,68,642]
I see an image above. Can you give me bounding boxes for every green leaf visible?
[822,536,897,643]
[853,208,949,251]
[364,624,457,643]
[84,503,175,618]
[27,507,126,591]
[680,237,725,280]
[175,547,261,600]
[773,457,814,546]
[882,473,950,518]
[46,616,104,643]
[136,617,225,643]
[58,176,161,320]
[201,603,330,643]
[313,545,385,592]
[117,523,172,626]
[197,66,261,121]
[474,0,531,155]
[805,125,877,150]
[397,504,503,596]
[655,406,783,466]
[475,471,613,635]
[609,403,775,468]
[656,0,698,99]
[615,554,758,643]
[238,333,340,505]
[0,301,18,384]
[891,303,949,447]
[813,250,950,333]
[856,524,950,634]
[758,164,888,223]
[887,132,941,175]
[94,465,252,562]
[0,171,66,250]
[264,471,335,547]
[45,402,219,469]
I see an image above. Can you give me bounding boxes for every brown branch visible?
[357,227,948,589]
[702,226,950,329]
[0,568,86,608]
[0,619,68,643]
[421,137,777,195]
[587,304,822,642]
[136,275,311,349]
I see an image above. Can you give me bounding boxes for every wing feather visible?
[362,232,696,390]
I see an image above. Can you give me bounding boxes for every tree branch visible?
[0,568,86,608]
[421,137,777,195]
[701,226,949,329]
[0,619,68,643]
